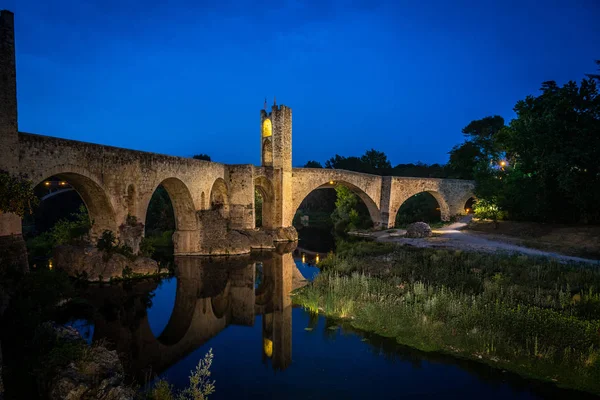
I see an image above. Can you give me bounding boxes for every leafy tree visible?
[325,155,366,172]
[447,116,505,180]
[330,186,360,234]
[303,160,323,168]
[360,149,391,174]
[0,170,38,217]
[193,154,211,161]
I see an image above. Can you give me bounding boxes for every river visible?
[64,231,596,399]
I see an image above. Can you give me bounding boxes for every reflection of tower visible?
[259,102,293,228]
[259,252,293,370]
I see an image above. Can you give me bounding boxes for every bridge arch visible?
[254,175,275,229]
[390,190,450,227]
[210,178,230,219]
[32,165,117,240]
[288,179,381,228]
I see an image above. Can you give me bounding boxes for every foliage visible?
[26,205,92,261]
[142,230,175,265]
[0,170,38,217]
[147,349,215,400]
[146,185,176,235]
[330,186,371,234]
[192,154,211,161]
[395,192,441,226]
[303,160,323,168]
[295,246,600,394]
[473,198,507,226]
[96,230,136,261]
[140,237,156,258]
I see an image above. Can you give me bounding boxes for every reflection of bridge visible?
[0,11,475,258]
[85,251,296,379]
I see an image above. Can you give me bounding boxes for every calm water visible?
[69,249,595,399]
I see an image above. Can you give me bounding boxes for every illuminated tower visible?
[260,99,292,171]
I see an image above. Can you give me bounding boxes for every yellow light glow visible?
[329,180,334,185]
[302,254,306,263]
[263,338,273,358]
[48,259,53,270]
[44,181,50,186]
[500,160,506,167]
[262,118,272,138]
[59,181,66,186]
[465,208,470,213]
[315,254,320,263]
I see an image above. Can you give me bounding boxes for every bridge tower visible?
[259,102,294,229]
[0,10,27,272]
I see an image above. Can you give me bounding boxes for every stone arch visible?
[33,166,117,241]
[262,137,273,167]
[149,177,198,232]
[391,190,450,226]
[211,280,231,319]
[254,176,275,229]
[210,178,230,218]
[126,184,137,217]
[288,180,381,228]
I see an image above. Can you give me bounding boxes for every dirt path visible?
[373,216,600,265]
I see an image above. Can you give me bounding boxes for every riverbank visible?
[292,242,600,396]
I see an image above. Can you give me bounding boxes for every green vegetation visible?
[394,192,441,227]
[294,243,600,395]
[26,204,92,263]
[448,62,600,224]
[0,170,38,217]
[330,185,372,234]
[146,349,215,400]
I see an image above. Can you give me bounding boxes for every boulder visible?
[268,227,298,242]
[405,222,433,238]
[53,245,159,281]
[39,322,136,400]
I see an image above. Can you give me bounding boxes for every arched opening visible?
[23,172,116,268]
[210,178,230,219]
[292,181,379,252]
[144,178,197,261]
[464,197,476,214]
[394,191,445,228]
[262,137,273,167]
[254,176,275,229]
[126,184,137,217]
[262,118,272,138]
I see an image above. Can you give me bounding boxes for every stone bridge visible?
[0,10,475,260]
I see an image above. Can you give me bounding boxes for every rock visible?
[53,245,159,281]
[35,322,135,400]
[268,226,298,242]
[405,222,433,238]
[118,222,144,255]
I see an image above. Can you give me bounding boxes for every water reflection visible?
[80,247,298,383]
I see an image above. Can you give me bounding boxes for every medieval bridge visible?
[0,10,475,256]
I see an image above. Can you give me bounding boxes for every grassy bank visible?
[293,242,600,395]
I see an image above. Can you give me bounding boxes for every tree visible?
[447,116,506,180]
[586,59,600,81]
[360,149,391,174]
[0,170,38,217]
[303,160,323,168]
[330,185,360,234]
[193,154,211,161]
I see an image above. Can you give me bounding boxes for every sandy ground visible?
[373,216,600,265]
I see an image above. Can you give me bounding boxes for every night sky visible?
[6,0,600,166]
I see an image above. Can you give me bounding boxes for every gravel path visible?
[373,216,600,265]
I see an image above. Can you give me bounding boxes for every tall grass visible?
[295,244,600,395]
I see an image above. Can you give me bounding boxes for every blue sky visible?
[6,0,600,166]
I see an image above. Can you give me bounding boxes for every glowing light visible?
[44,181,50,186]
[302,254,306,263]
[59,181,66,186]
[315,254,320,263]
[329,180,334,185]
[465,208,471,213]
[48,259,53,270]
[263,338,273,358]
[262,119,272,138]
[500,160,507,167]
